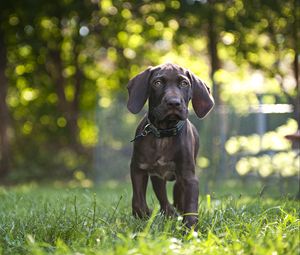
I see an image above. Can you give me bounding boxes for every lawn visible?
[0,180,299,255]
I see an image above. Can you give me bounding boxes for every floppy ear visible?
[127,67,153,114]
[188,71,214,118]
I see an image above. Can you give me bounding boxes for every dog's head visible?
[127,63,214,121]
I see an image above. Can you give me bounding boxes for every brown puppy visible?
[127,63,214,228]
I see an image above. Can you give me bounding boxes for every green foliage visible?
[0,0,298,181]
[0,182,299,254]
[236,151,299,177]
[226,119,299,177]
[226,119,297,155]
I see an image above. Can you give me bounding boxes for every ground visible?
[0,179,299,255]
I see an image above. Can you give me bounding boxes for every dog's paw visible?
[161,204,178,217]
[183,215,198,230]
[132,207,152,219]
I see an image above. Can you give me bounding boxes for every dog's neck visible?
[147,112,181,129]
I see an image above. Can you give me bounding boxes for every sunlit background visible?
[0,0,299,195]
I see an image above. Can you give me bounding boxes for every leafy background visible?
[0,0,299,193]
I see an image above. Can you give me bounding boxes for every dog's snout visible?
[166,98,181,108]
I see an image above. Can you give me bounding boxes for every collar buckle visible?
[130,117,186,142]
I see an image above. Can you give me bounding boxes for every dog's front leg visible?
[130,164,151,218]
[183,174,199,229]
[150,176,177,216]
[173,180,184,212]
[177,170,199,229]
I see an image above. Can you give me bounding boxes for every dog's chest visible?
[138,138,176,180]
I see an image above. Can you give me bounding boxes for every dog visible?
[126,63,214,228]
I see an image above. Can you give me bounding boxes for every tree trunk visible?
[292,0,299,130]
[207,0,221,106]
[207,0,226,182]
[68,50,83,153]
[0,30,10,180]
[49,49,83,153]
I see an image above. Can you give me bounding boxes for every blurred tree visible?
[230,0,299,127]
[0,0,20,179]
[0,0,298,182]
[0,27,10,179]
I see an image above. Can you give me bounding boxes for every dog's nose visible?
[166,98,181,108]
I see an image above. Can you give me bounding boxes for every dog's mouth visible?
[152,106,188,122]
[162,108,188,121]
[165,113,182,121]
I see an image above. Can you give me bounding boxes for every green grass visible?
[0,180,299,255]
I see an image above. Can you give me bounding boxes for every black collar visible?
[131,118,186,142]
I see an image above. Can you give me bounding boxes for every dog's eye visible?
[153,80,163,88]
[180,80,189,87]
